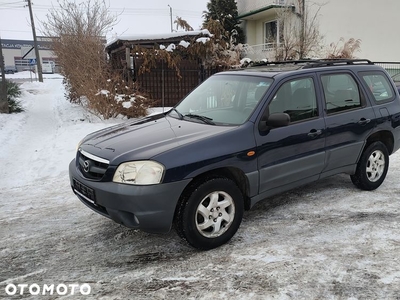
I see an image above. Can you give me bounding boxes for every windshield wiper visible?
[184,113,215,125]
[170,107,184,119]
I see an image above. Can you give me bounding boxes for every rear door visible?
[255,74,326,193]
[318,71,376,175]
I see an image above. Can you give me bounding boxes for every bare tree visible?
[273,0,323,61]
[41,0,149,119]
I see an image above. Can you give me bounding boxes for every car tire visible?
[175,177,244,250]
[350,141,389,191]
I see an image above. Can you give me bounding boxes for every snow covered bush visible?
[6,80,23,113]
[90,73,151,119]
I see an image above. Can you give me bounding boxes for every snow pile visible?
[0,79,122,188]
[179,40,190,48]
[196,37,210,44]
[153,30,214,53]
[0,77,166,189]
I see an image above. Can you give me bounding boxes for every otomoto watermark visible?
[4,283,92,296]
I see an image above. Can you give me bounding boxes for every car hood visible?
[79,113,235,164]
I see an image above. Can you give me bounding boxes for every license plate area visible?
[73,178,96,203]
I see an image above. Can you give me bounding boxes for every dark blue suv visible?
[69,59,400,250]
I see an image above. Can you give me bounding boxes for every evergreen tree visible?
[203,0,245,45]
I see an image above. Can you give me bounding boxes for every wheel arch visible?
[173,167,251,223]
[365,130,394,155]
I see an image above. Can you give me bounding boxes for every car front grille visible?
[77,149,109,180]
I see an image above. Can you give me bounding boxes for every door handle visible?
[358,118,371,125]
[308,129,322,138]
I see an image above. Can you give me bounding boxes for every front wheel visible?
[175,178,244,250]
[350,141,389,191]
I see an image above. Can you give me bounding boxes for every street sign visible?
[29,58,37,65]
[21,46,35,59]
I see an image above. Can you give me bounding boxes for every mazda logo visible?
[83,160,90,173]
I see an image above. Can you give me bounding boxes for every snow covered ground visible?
[1,77,400,299]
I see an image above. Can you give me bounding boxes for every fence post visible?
[162,59,165,111]
[125,47,131,82]
[0,37,9,113]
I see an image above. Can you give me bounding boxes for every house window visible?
[264,20,279,49]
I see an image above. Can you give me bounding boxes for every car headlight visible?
[113,161,164,185]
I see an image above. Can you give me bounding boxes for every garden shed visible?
[105,30,224,107]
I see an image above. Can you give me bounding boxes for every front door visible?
[255,75,326,194]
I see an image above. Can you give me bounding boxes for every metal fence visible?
[242,44,278,61]
[134,59,226,107]
[374,62,400,77]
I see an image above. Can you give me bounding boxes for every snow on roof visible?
[106,29,213,48]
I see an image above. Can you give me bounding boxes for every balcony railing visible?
[242,43,278,61]
[237,0,292,15]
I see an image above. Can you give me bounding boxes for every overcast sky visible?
[0,0,209,41]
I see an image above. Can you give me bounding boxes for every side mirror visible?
[258,113,290,132]
[268,113,290,127]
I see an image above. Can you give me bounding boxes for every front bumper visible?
[69,159,191,233]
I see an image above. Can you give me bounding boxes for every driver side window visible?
[268,77,318,123]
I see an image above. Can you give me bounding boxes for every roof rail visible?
[301,59,374,69]
[250,60,313,67]
[249,59,374,69]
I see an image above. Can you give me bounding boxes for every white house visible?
[237,0,400,62]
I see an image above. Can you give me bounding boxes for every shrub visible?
[327,37,362,59]
[41,0,150,119]
[6,80,24,113]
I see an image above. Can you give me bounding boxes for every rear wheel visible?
[175,177,244,250]
[350,141,389,190]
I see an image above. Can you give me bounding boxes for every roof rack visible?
[249,59,374,69]
[301,59,374,69]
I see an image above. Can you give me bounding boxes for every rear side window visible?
[321,73,362,114]
[360,72,394,102]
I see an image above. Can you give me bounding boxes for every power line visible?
[0,3,204,17]
[0,1,24,4]
[0,29,31,33]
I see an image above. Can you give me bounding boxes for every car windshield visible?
[392,73,400,82]
[171,74,273,125]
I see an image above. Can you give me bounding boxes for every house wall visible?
[237,0,400,62]
[244,20,268,46]
[310,0,400,61]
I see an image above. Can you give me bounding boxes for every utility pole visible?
[299,0,305,59]
[168,4,173,33]
[27,0,43,82]
[0,37,9,113]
